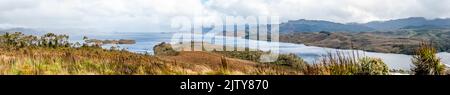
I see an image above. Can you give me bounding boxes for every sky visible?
[0,0,449,33]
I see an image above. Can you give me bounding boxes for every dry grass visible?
[0,47,303,75]
[0,47,178,75]
[156,51,303,75]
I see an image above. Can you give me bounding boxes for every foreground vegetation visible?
[411,43,447,75]
[0,32,446,75]
[303,51,389,75]
[0,32,174,74]
[155,42,394,75]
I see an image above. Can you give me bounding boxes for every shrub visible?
[411,43,446,75]
[153,42,180,56]
[360,57,389,75]
[216,51,307,71]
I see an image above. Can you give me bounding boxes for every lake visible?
[70,32,450,70]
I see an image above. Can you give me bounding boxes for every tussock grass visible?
[0,47,178,75]
[304,51,389,75]
[411,42,447,75]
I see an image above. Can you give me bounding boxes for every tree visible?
[83,36,89,40]
[73,42,81,47]
[56,34,70,47]
[41,33,56,47]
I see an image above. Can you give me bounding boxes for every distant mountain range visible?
[280,19,374,32]
[280,17,450,32]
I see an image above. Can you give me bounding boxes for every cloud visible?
[0,0,449,32]
[0,0,210,32]
[204,0,450,23]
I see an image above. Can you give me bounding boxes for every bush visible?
[214,50,264,62]
[216,51,307,70]
[153,42,180,56]
[411,43,446,75]
[360,57,389,75]
[269,54,307,70]
[305,52,389,75]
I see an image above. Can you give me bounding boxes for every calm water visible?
[70,32,450,70]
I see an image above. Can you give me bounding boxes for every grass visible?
[411,42,447,75]
[304,51,389,75]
